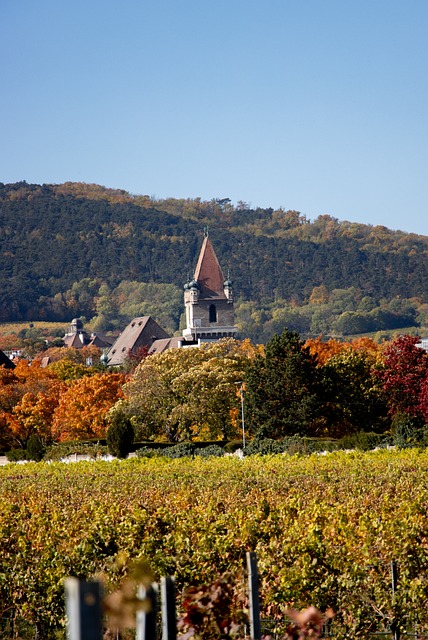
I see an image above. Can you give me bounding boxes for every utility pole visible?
[235,381,246,450]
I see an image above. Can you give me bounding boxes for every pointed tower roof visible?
[193,236,226,298]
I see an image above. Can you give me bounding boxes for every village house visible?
[63,318,114,350]
[104,316,170,366]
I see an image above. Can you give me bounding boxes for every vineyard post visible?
[161,576,177,640]
[136,583,158,640]
[247,551,262,640]
[391,560,400,640]
[65,578,103,640]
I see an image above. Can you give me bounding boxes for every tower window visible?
[209,304,217,323]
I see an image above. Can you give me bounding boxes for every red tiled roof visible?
[193,237,226,298]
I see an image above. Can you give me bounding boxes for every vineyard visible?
[1,449,428,638]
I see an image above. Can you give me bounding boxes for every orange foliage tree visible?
[304,337,347,366]
[0,361,63,448]
[51,372,126,442]
[11,382,66,447]
[305,336,382,367]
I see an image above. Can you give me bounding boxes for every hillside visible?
[1,180,427,342]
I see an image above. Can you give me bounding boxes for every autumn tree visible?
[375,335,428,419]
[11,381,66,447]
[305,337,347,366]
[51,372,126,442]
[48,359,100,382]
[418,375,428,424]
[40,345,102,366]
[0,410,16,450]
[319,346,387,437]
[0,361,62,448]
[111,339,251,443]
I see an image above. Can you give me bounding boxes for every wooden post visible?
[246,552,262,640]
[65,578,103,640]
[136,583,158,640]
[161,577,176,640]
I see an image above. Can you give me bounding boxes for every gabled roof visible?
[106,316,170,366]
[63,332,88,348]
[193,236,226,299]
[0,350,15,369]
[148,337,184,355]
[88,333,114,349]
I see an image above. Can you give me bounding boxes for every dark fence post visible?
[246,552,262,640]
[65,578,103,640]
[161,576,176,640]
[136,583,158,640]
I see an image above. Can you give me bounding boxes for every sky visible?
[2,0,428,236]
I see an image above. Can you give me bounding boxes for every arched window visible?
[209,304,217,323]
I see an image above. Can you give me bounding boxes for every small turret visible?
[189,279,200,303]
[223,278,233,301]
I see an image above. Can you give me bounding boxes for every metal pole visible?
[240,385,246,450]
[235,382,246,450]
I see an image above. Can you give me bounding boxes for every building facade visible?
[182,235,237,343]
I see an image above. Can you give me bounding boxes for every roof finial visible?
[204,226,209,238]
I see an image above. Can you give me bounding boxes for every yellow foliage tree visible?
[112,339,251,443]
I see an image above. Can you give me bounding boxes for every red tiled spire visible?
[193,236,226,298]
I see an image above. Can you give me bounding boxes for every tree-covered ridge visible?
[0,181,427,340]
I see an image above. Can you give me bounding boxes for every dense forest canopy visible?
[0,181,427,342]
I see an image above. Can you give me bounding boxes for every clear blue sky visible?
[2,0,428,236]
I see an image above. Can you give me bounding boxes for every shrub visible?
[135,446,162,459]
[162,442,195,459]
[223,440,244,454]
[391,413,425,449]
[282,436,313,455]
[26,435,45,462]
[5,447,27,462]
[245,437,286,456]
[44,442,109,461]
[336,431,391,451]
[195,444,225,458]
[107,417,135,459]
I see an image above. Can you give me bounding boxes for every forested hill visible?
[1,181,427,340]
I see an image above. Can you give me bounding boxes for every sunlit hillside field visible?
[0,321,67,335]
[2,450,428,638]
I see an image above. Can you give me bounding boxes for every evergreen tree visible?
[244,328,320,438]
[106,411,134,458]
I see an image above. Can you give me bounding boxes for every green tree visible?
[244,329,321,439]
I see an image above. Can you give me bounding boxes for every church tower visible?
[182,235,237,343]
